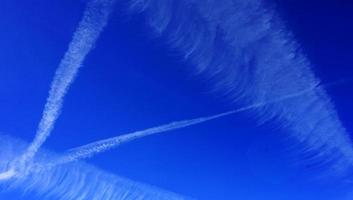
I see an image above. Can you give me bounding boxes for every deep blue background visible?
[0,0,352,199]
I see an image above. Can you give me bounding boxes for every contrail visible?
[19,0,115,167]
[52,82,333,165]
[1,79,347,176]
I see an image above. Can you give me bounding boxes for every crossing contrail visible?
[18,0,115,168]
[52,82,333,165]
[1,79,346,177]
[1,0,352,198]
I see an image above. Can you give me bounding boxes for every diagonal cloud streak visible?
[52,81,337,165]
[19,0,115,166]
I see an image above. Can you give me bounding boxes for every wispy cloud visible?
[0,135,191,200]
[128,0,353,172]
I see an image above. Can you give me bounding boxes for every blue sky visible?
[0,0,353,199]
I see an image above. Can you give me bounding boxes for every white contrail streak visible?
[52,82,329,165]
[3,80,344,180]
[19,0,115,166]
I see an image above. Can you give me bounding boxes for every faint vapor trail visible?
[52,82,329,165]
[19,0,115,165]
